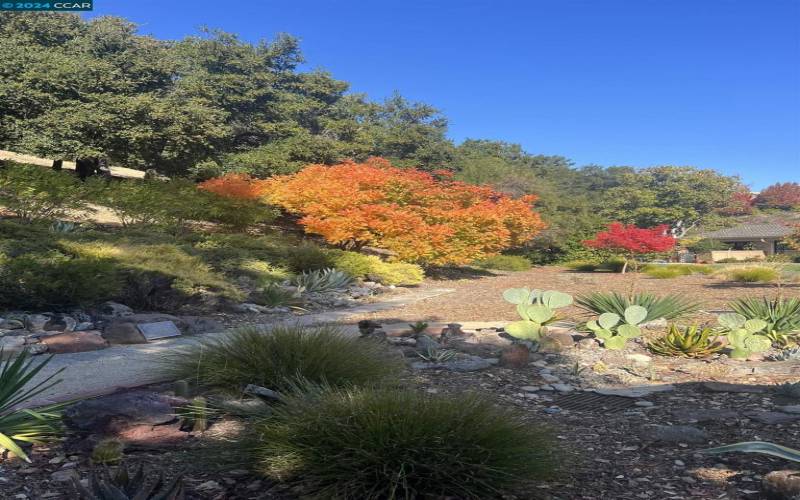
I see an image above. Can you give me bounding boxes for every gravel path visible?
[350,266,798,324]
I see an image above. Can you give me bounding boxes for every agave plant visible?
[717,313,771,359]
[576,292,699,323]
[775,381,800,400]
[72,464,185,499]
[585,306,647,350]
[729,297,800,346]
[292,268,353,293]
[502,288,573,341]
[700,441,800,462]
[648,324,724,358]
[0,349,66,462]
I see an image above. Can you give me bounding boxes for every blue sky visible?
[86,0,799,189]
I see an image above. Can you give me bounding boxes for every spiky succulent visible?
[775,381,800,400]
[576,292,699,322]
[72,464,184,499]
[729,297,800,346]
[293,268,353,293]
[647,324,724,358]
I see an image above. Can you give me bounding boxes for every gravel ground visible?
[351,266,800,325]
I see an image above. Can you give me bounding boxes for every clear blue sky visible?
[86,0,800,189]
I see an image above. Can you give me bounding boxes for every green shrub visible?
[0,251,122,308]
[200,194,277,230]
[255,386,558,500]
[369,260,425,285]
[725,267,779,283]
[576,292,699,322]
[0,163,89,221]
[162,325,403,393]
[644,266,691,279]
[286,242,334,272]
[328,251,377,278]
[564,260,600,272]
[473,255,532,271]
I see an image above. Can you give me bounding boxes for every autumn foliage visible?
[263,158,546,265]
[584,223,675,273]
[754,182,800,209]
[718,191,755,215]
[198,173,269,200]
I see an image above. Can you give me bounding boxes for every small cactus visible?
[586,305,647,350]
[502,288,573,341]
[718,313,771,359]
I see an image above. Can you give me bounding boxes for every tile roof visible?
[703,223,794,240]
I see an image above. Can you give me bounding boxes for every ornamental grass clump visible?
[724,266,779,283]
[644,266,690,279]
[254,386,558,499]
[162,325,402,394]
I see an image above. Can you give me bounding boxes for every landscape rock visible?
[499,344,529,368]
[702,382,768,394]
[625,354,652,364]
[73,322,94,332]
[117,422,190,449]
[102,321,147,344]
[744,411,800,425]
[99,301,134,318]
[24,314,49,333]
[642,425,709,444]
[50,469,79,483]
[778,405,800,414]
[0,319,24,330]
[179,316,223,335]
[577,338,599,349]
[44,314,77,332]
[763,470,800,500]
[641,318,668,329]
[41,331,108,354]
[64,391,177,433]
[552,383,575,393]
[0,336,25,353]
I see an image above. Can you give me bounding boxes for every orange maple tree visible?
[262,158,546,265]
[198,173,269,199]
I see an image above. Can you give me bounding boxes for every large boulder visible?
[98,301,134,318]
[41,331,108,354]
[103,321,147,344]
[63,390,178,433]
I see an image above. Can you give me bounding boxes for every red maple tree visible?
[584,223,675,273]
[718,191,755,215]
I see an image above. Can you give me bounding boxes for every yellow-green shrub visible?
[370,261,425,285]
[725,267,779,283]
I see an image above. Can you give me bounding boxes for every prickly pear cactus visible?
[586,306,646,350]
[503,288,573,341]
[718,313,770,359]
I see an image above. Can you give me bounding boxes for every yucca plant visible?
[729,297,800,346]
[576,292,699,323]
[293,268,353,293]
[700,442,800,462]
[72,464,185,499]
[648,324,724,358]
[0,349,66,462]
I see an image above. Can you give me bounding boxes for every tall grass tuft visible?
[725,267,779,283]
[254,386,559,499]
[162,325,403,393]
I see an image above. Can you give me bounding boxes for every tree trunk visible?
[52,159,63,171]
[621,258,628,274]
[75,157,101,180]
